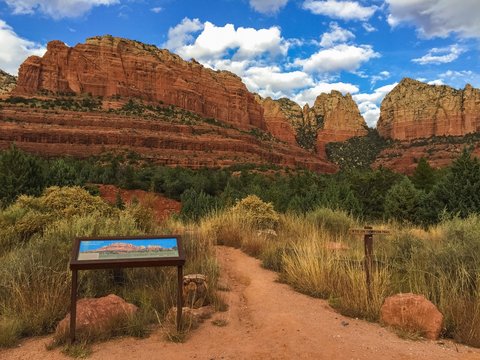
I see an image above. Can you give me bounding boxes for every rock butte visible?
[256,92,368,159]
[5,35,371,172]
[7,35,480,174]
[377,78,480,141]
[15,36,265,130]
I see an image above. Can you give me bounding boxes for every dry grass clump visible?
[200,202,480,347]
[0,187,221,349]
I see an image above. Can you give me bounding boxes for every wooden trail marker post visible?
[349,227,390,300]
[69,235,185,343]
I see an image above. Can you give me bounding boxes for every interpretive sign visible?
[69,235,185,342]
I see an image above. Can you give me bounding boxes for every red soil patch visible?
[98,184,181,222]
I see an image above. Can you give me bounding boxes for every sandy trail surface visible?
[2,246,480,360]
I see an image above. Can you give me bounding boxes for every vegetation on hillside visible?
[326,128,390,169]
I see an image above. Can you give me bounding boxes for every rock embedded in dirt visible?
[167,306,214,327]
[183,274,208,308]
[55,294,138,341]
[380,293,443,340]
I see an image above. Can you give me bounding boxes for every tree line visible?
[1,145,479,225]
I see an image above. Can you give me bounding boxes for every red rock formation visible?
[377,78,480,140]
[372,139,480,174]
[255,92,368,158]
[307,91,368,155]
[254,96,297,145]
[15,36,264,130]
[0,103,337,173]
[98,184,181,221]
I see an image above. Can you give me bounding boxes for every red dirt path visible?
[2,246,480,360]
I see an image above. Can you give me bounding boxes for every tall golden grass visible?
[199,202,480,347]
[0,187,221,348]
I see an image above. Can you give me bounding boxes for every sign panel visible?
[69,235,185,342]
[78,238,179,260]
[70,235,185,270]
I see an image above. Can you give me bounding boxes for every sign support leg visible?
[70,269,78,344]
[177,265,183,332]
[363,226,373,301]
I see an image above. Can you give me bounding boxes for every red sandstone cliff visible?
[377,78,480,140]
[15,36,265,130]
[0,103,337,173]
[254,96,298,145]
[256,92,367,157]
[307,90,368,154]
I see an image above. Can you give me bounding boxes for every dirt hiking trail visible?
[2,246,480,360]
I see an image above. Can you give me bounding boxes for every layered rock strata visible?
[377,78,480,140]
[15,36,264,130]
[0,103,337,173]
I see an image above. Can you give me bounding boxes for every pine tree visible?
[432,148,480,217]
[411,157,436,192]
[384,177,426,224]
[0,144,45,207]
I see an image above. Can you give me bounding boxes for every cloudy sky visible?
[0,0,479,127]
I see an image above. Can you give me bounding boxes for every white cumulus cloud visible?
[412,45,465,65]
[3,0,118,19]
[294,82,359,105]
[295,44,379,73]
[303,0,377,21]
[0,19,46,75]
[165,20,288,61]
[386,0,480,38]
[249,0,288,14]
[163,18,204,51]
[353,83,398,127]
[243,66,314,97]
[319,22,355,47]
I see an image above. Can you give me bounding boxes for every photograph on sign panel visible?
[77,238,179,260]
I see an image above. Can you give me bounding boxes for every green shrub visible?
[306,208,354,236]
[231,195,279,230]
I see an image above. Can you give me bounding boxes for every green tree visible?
[47,158,80,187]
[0,145,45,207]
[411,157,436,192]
[180,188,217,221]
[115,191,125,210]
[347,168,403,220]
[384,177,426,224]
[432,148,480,218]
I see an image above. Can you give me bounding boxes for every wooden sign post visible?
[350,227,390,299]
[69,235,185,343]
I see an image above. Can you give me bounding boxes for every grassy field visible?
[1,190,479,351]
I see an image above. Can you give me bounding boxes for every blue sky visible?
[0,0,479,127]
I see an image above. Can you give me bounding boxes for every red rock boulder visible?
[55,294,138,341]
[380,293,443,340]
